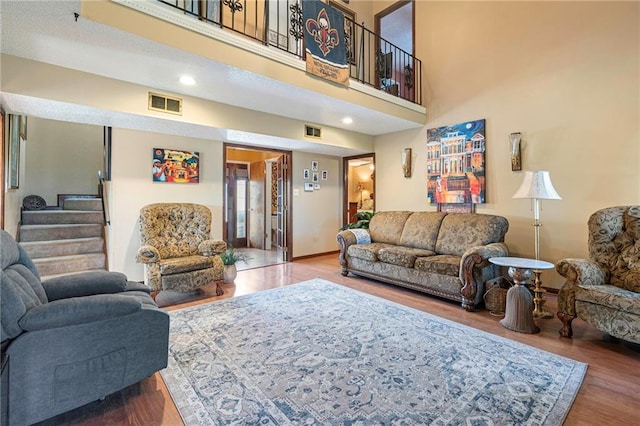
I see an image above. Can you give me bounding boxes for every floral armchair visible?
[556,206,640,344]
[136,203,226,296]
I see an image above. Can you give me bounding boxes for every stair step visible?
[22,210,103,225]
[40,268,108,282]
[33,253,106,277]
[20,237,105,259]
[63,198,103,211]
[19,224,103,242]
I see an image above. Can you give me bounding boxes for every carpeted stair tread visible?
[22,210,103,225]
[33,253,106,277]
[63,198,103,211]
[19,224,103,242]
[20,237,105,259]
[40,268,108,282]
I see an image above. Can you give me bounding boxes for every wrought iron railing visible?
[156,0,422,105]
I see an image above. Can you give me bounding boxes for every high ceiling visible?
[0,0,424,156]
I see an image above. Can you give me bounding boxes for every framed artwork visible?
[510,132,522,171]
[311,160,319,171]
[314,183,321,190]
[321,170,328,180]
[7,114,20,189]
[103,126,112,181]
[329,1,356,65]
[304,182,314,192]
[152,148,199,183]
[19,115,27,140]
[303,169,310,180]
[426,119,486,205]
[312,172,319,183]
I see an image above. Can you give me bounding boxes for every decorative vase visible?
[223,264,237,283]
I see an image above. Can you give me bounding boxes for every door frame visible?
[343,153,375,226]
[223,143,293,262]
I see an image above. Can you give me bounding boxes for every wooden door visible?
[249,161,265,249]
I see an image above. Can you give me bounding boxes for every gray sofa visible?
[337,211,509,310]
[0,229,169,425]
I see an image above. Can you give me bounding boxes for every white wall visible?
[374,1,640,289]
[25,117,103,205]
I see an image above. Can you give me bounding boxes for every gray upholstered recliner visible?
[0,229,169,426]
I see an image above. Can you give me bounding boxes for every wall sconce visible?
[510,132,522,171]
[402,148,412,178]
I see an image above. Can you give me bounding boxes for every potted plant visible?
[219,245,248,283]
[340,211,375,231]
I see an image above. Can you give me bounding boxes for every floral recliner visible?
[556,206,640,344]
[136,203,226,295]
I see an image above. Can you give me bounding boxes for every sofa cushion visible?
[399,212,447,252]
[414,255,461,277]
[576,284,640,316]
[435,213,509,256]
[347,243,395,262]
[159,255,215,275]
[368,211,413,245]
[378,246,436,268]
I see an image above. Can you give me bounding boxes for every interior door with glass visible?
[225,163,248,248]
[249,160,266,249]
[276,154,289,261]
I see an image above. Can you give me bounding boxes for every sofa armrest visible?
[556,258,605,317]
[42,271,129,301]
[336,229,371,269]
[198,240,227,256]
[458,243,509,311]
[18,294,142,331]
[136,245,160,263]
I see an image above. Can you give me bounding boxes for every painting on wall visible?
[152,148,199,183]
[426,119,486,205]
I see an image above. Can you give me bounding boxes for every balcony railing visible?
[157,0,422,105]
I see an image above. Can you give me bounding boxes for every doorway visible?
[375,1,415,101]
[343,154,375,226]
[224,144,291,270]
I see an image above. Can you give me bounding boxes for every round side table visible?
[489,257,554,334]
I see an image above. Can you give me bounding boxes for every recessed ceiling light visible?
[342,117,353,125]
[180,75,196,86]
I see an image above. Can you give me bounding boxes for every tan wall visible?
[25,118,103,206]
[375,1,640,289]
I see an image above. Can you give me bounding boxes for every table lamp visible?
[513,170,561,319]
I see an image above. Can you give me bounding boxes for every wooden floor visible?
[39,254,640,425]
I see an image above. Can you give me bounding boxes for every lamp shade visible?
[513,171,561,200]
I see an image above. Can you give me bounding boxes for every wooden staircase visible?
[19,197,107,280]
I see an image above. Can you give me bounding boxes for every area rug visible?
[160,278,587,425]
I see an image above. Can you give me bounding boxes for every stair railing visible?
[97,171,111,226]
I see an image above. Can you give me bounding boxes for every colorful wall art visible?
[152,148,199,183]
[426,119,486,205]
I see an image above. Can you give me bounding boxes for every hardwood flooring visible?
[38,254,640,425]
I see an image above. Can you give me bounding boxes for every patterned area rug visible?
[161,279,587,425]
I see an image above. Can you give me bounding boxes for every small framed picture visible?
[304,182,314,192]
[321,170,328,180]
[303,169,310,180]
[311,161,319,171]
[312,172,319,183]
[314,184,320,190]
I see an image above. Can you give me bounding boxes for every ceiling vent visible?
[148,92,182,115]
[305,124,322,139]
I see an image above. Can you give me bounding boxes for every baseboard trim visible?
[291,250,339,261]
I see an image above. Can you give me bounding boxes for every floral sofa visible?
[556,206,640,344]
[337,211,509,311]
[136,203,226,295]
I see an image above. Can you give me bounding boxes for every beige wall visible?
[291,151,342,257]
[25,118,103,206]
[2,115,27,238]
[376,1,640,289]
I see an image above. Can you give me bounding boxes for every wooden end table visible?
[489,257,554,334]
